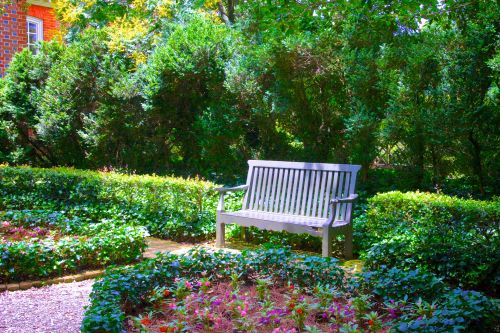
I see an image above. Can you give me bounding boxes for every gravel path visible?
[0,279,94,333]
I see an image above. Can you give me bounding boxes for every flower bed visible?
[0,210,148,283]
[1,221,60,241]
[82,248,499,333]
[128,278,395,332]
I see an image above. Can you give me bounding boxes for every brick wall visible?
[27,4,58,40]
[0,1,59,76]
[0,0,28,76]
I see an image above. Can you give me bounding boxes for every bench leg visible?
[322,227,333,257]
[216,222,225,248]
[344,224,353,260]
[240,226,248,241]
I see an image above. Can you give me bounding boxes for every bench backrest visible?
[243,160,361,221]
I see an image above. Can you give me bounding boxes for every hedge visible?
[0,210,148,282]
[81,248,499,333]
[358,191,500,292]
[0,165,242,241]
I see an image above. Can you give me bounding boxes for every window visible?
[27,17,43,53]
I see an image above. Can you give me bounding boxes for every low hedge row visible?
[356,191,500,292]
[0,165,241,241]
[0,210,148,282]
[82,248,499,333]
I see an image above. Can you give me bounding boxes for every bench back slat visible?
[243,160,361,219]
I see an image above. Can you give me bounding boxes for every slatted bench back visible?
[243,160,361,220]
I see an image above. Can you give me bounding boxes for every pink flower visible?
[241,310,247,317]
[169,303,177,310]
[185,281,193,290]
[2,221,11,228]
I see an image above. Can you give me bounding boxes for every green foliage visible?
[0,165,241,241]
[0,41,64,165]
[80,247,345,332]
[358,266,446,302]
[0,209,147,282]
[357,267,499,332]
[0,1,498,191]
[358,191,500,292]
[81,247,499,333]
[139,14,246,177]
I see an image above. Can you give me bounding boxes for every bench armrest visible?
[330,194,358,204]
[214,184,248,193]
[323,194,359,227]
[216,184,248,212]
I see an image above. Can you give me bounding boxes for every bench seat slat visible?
[220,210,327,226]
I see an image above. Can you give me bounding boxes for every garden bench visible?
[215,160,361,258]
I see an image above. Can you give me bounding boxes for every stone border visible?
[0,269,103,292]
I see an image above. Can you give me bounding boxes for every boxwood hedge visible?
[357,191,500,292]
[0,210,148,282]
[0,165,241,241]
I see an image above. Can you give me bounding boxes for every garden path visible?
[0,279,94,333]
[144,237,250,258]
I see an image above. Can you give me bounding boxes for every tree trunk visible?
[468,131,485,196]
[430,147,441,193]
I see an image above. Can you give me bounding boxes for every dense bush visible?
[0,165,243,241]
[82,247,499,333]
[357,191,500,292]
[0,209,147,282]
[2,1,499,191]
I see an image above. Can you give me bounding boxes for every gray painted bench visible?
[215,160,361,258]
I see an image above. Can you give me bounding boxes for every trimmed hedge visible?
[358,191,500,292]
[0,210,148,282]
[82,248,499,333]
[0,165,241,241]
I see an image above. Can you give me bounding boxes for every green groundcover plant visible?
[81,248,499,333]
[0,210,148,282]
[355,191,500,293]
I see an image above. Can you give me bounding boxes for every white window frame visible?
[26,16,43,53]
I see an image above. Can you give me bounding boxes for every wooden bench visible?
[215,160,361,258]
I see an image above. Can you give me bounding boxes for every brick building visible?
[1,0,58,76]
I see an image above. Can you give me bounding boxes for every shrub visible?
[0,165,242,241]
[357,266,447,302]
[359,191,500,292]
[0,41,64,164]
[0,210,148,282]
